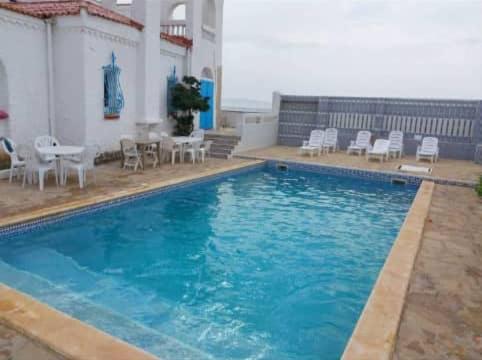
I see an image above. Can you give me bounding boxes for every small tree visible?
[170,76,210,135]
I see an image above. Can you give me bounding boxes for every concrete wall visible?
[277,94,482,160]
[0,9,50,144]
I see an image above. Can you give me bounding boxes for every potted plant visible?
[170,76,210,136]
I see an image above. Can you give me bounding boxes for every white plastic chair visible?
[388,131,404,159]
[347,131,372,156]
[417,137,439,163]
[197,140,213,163]
[184,140,203,164]
[322,128,338,153]
[190,129,205,140]
[143,132,160,168]
[1,137,26,183]
[367,139,390,162]
[19,145,58,191]
[34,135,60,162]
[299,130,324,157]
[63,145,99,189]
[121,138,142,171]
[162,137,181,165]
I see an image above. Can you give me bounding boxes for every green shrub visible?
[170,76,210,136]
[477,176,482,197]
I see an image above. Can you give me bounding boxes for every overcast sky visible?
[222,0,482,103]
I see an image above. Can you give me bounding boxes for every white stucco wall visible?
[0,0,224,152]
[53,16,87,146]
[0,9,50,144]
[0,60,8,137]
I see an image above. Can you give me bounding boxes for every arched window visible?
[202,0,216,29]
[171,3,186,21]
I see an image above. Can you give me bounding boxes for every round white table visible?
[171,137,203,162]
[37,145,85,185]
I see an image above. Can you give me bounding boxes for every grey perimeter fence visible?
[278,95,482,161]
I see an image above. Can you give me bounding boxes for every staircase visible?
[205,133,241,159]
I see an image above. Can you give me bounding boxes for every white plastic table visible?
[171,137,203,162]
[37,145,84,185]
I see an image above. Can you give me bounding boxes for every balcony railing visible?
[161,23,186,37]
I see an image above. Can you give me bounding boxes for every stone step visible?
[205,134,241,141]
[210,145,236,152]
[204,133,241,160]
[210,152,231,159]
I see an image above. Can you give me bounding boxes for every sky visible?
[222,0,482,103]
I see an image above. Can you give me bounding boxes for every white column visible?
[132,0,162,123]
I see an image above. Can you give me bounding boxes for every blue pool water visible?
[0,167,417,360]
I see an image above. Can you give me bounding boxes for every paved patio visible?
[394,185,482,359]
[0,158,253,220]
[0,323,64,360]
[240,146,482,183]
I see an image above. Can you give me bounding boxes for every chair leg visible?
[39,170,45,191]
[78,168,84,189]
[22,170,27,188]
[9,165,14,183]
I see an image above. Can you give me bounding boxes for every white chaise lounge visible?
[299,130,324,157]
[322,128,338,153]
[416,137,439,163]
[388,131,404,159]
[347,131,371,156]
[367,139,390,162]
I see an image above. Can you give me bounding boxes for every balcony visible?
[160,23,193,49]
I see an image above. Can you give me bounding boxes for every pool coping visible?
[341,180,435,360]
[236,154,477,187]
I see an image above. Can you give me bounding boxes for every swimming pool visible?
[0,165,417,360]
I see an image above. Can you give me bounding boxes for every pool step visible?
[4,248,268,358]
[0,260,214,360]
[204,134,240,159]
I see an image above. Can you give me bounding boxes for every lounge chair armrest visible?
[302,140,309,146]
[349,140,355,147]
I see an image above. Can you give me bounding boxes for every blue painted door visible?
[200,80,214,130]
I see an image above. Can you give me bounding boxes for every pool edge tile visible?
[0,160,265,234]
[340,180,435,360]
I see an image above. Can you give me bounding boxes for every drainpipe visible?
[46,18,56,136]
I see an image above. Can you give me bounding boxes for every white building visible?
[0,0,224,152]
